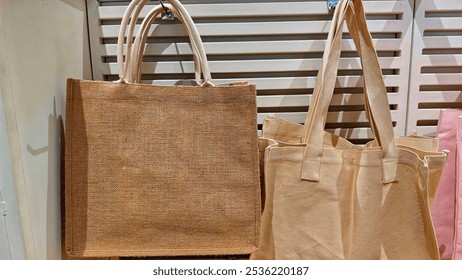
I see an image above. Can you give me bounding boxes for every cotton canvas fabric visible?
[253,118,446,260]
[251,0,446,260]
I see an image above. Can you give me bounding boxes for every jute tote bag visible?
[65,0,260,257]
[251,0,446,260]
[433,110,462,259]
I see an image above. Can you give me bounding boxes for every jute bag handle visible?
[301,0,398,183]
[117,0,212,86]
[129,4,203,84]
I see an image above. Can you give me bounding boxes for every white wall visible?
[0,84,26,260]
[0,0,91,259]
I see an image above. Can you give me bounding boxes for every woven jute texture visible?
[65,79,260,257]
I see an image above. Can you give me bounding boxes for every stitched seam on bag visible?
[454,128,462,257]
[74,247,258,256]
[82,79,252,90]
[454,177,461,258]
[67,79,74,254]
[78,247,256,252]
[250,85,260,248]
[74,245,255,256]
[251,84,259,248]
[397,149,430,182]
[71,80,76,254]
[399,150,438,259]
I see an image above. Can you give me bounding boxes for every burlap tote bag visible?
[65,0,260,257]
[251,0,446,260]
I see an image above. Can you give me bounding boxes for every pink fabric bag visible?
[455,114,462,259]
[435,110,462,259]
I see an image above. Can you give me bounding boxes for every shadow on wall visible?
[60,0,93,81]
[26,98,63,260]
[59,0,87,14]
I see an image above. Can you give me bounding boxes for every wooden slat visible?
[257,93,401,108]
[257,110,400,124]
[90,0,413,141]
[257,127,399,140]
[419,73,462,85]
[100,20,405,38]
[98,2,406,19]
[326,127,375,139]
[407,0,462,136]
[326,127,402,140]
[139,75,402,90]
[424,18,462,30]
[423,36,462,49]
[411,108,448,120]
[103,57,402,74]
[424,0,462,12]
[414,126,437,137]
[417,91,462,102]
[419,54,462,66]
[101,38,403,56]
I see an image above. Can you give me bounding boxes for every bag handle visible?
[303,0,376,147]
[300,0,398,184]
[345,1,394,156]
[335,2,379,143]
[117,0,212,86]
[300,0,349,148]
[117,0,147,83]
[129,3,203,84]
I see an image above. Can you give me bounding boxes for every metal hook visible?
[328,0,339,12]
[158,0,175,20]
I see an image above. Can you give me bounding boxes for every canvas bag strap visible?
[347,0,397,179]
[344,4,378,143]
[331,2,379,148]
[300,0,349,152]
[301,0,398,184]
[129,4,203,84]
[307,2,384,148]
[117,0,212,86]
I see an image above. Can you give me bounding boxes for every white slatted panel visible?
[407,0,462,136]
[88,0,413,143]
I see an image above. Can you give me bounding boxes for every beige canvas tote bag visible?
[251,0,446,260]
[259,116,446,209]
[65,0,260,257]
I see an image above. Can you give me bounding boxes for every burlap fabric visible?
[65,0,260,257]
